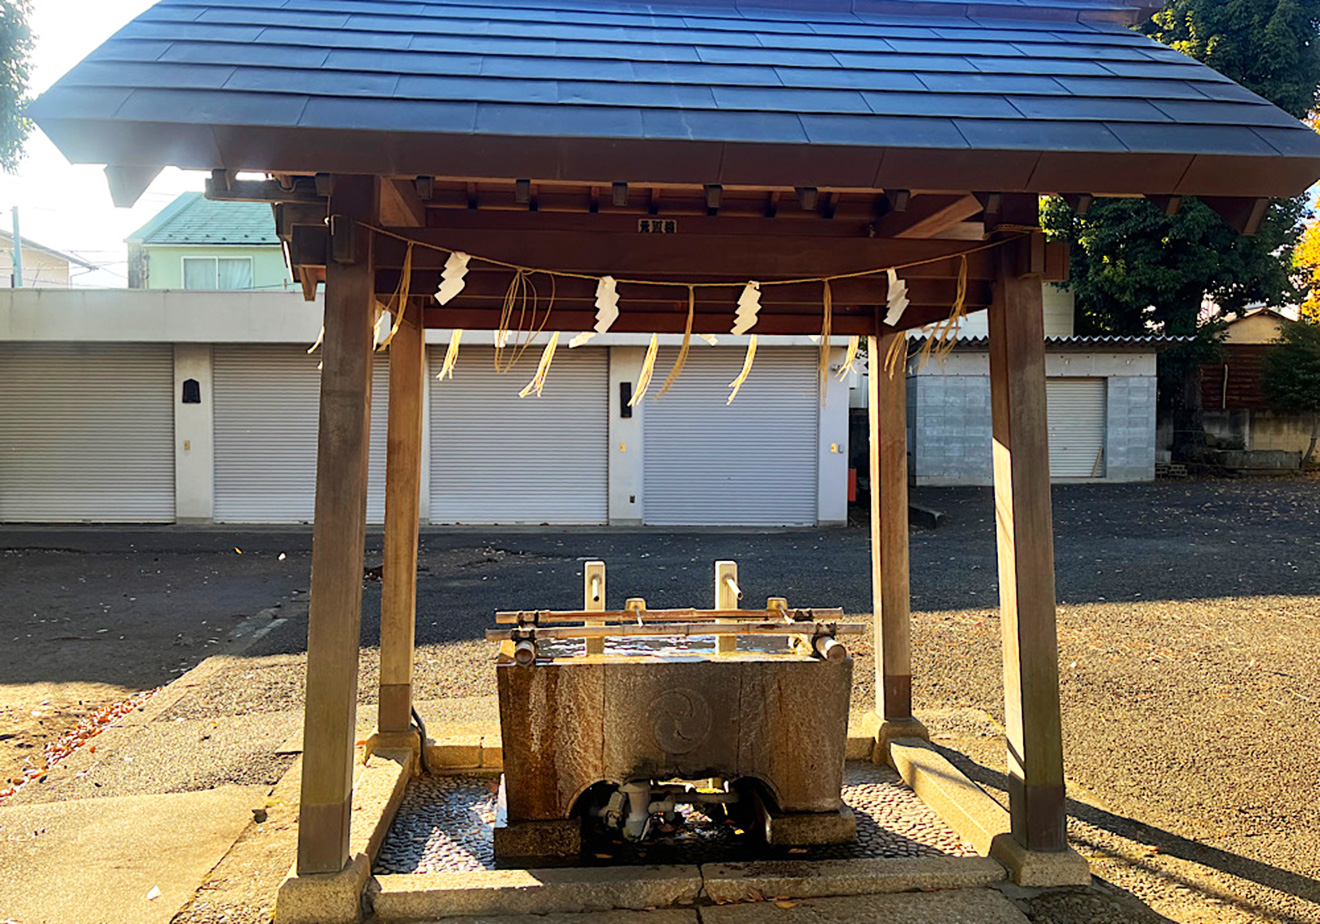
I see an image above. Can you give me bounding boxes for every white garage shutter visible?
[0,342,175,522]
[430,345,607,524]
[1047,378,1107,479]
[644,347,819,526]
[213,345,389,523]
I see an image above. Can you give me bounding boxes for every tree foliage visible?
[1045,0,1320,453]
[0,0,31,172]
[1145,0,1320,120]
[1261,319,1320,463]
[1292,207,1320,323]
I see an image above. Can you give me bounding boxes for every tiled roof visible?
[29,0,1320,197]
[914,334,1193,352]
[127,191,279,245]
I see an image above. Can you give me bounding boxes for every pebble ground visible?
[375,762,975,874]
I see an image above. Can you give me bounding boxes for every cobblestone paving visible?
[374,761,976,874]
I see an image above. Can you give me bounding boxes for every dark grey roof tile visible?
[196,7,350,28]
[87,39,174,62]
[485,55,635,80]
[969,55,1110,75]
[1150,98,1303,128]
[225,67,401,98]
[300,96,477,132]
[634,60,778,84]
[559,80,717,107]
[476,102,644,137]
[162,41,331,68]
[116,19,264,42]
[642,108,808,143]
[26,85,134,120]
[696,46,838,66]
[830,52,977,72]
[954,118,1127,151]
[1250,126,1320,158]
[776,67,926,91]
[711,85,870,113]
[324,48,483,75]
[916,72,1066,94]
[800,113,966,147]
[863,90,1020,118]
[61,60,237,91]
[1105,121,1278,156]
[115,88,310,126]
[1053,75,1208,100]
[259,26,405,49]
[397,74,558,104]
[1006,95,1170,121]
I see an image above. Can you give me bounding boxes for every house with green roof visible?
[126,192,291,291]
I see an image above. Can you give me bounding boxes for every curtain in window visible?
[218,258,253,291]
[183,257,218,290]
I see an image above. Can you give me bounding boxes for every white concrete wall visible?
[955,285,1075,340]
[172,343,214,522]
[818,346,850,525]
[608,346,645,525]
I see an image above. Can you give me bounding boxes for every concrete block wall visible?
[909,373,994,486]
[1105,375,1157,481]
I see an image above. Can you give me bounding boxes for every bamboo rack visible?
[494,606,845,625]
[486,620,865,642]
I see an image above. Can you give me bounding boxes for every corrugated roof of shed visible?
[29,0,1320,198]
[127,191,280,245]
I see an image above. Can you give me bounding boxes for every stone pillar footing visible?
[750,788,858,846]
[492,817,583,865]
[873,717,930,766]
[276,854,371,924]
[990,833,1092,887]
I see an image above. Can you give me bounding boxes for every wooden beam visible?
[379,310,425,737]
[374,228,1002,279]
[105,165,163,208]
[1061,194,1093,216]
[874,194,981,239]
[297,175,378,877]
[207,175,324,204]
[987,236,1067,854]
[378,177,426,228]
[869,331,926,741]
[1202,196,1270,236]
[1147,194,1182,217]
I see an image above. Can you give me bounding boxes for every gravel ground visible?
[4,479,1318,923]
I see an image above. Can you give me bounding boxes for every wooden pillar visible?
[378,308,425,736]
[297,176,379,876]
[868,333,924,738]
[988,233,1068,852]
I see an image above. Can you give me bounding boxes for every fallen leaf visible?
[775,901,798,909]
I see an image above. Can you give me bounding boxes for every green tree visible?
[0,0,31,171]
[1044,0,1320,458]
[1261,319,1320,465]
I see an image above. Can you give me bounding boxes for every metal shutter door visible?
[430,345,607,524]
[644,347,819,526]
[213,345,389,523]
[0,342,175,522]
[1047,378,1107,479]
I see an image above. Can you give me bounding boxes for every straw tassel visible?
[657,286,695,398]
[307,326,324,355]
[378,242,413,351]
[817,280,833,403]
[518,332,560,398]
[836,336,860,382]
[915,255,968,370]
[630,333,659,406]
[436,329,463,381]
[727,334,758,404]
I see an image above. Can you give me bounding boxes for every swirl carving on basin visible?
[648,688,713,755]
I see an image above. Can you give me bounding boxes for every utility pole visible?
[11,207,22,287]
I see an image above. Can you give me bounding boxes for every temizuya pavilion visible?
[31,0,1320,917]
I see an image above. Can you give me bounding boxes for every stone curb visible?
[368,865,702,920]
[701,856,1008,903]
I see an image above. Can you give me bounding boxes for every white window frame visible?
[180,254,255,291]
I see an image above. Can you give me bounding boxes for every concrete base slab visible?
[0,783,266,924]
[493,816,583,864]
[989,835,1093,888]
[700,888,1029,923]
[751,788,856,846]
[369,865,703,920]
[888,737,1009,857]
[275,749,414,924]
[428,912,698,924]
[874,718,930,766]
[702,856,1008,903]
